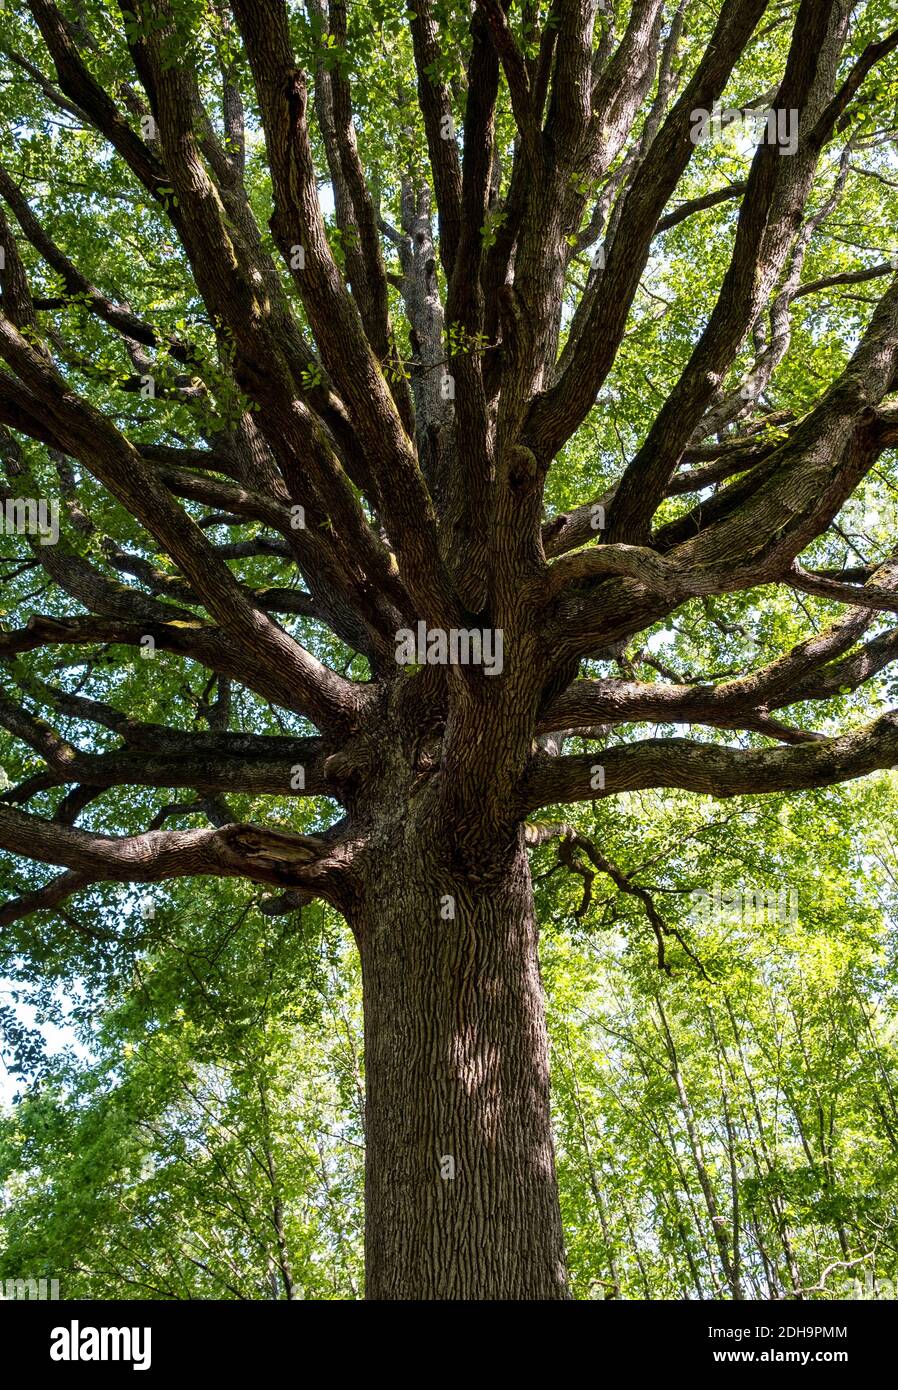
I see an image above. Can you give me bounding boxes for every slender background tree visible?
[3,0,898,1299]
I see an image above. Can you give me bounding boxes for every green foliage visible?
[2,0,898,1300]
[1,895,365,1299]
[538,778,898,1299]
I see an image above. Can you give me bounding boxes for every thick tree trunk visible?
[354,824,569,1299]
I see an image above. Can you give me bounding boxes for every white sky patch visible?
[0,985,90,1107]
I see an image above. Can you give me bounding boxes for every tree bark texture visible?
[355,822,569,1300]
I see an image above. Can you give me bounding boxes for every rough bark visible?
[354,820,569,1300]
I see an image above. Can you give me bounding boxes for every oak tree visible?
[3,0,898,1298]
